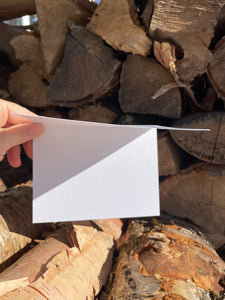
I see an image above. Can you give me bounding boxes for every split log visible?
[170,111,225,165]
[87,0,152,56]
[47,24,121,107]
[10,33,50,80]
[160,163,225,248]
[0,223,114,299]
[0,0,35,21]
[101,218,225,299]
[92,218,123,241]
[119,55,182,119]
[149,0,225,83]
[8,63,48,107]
[0,183,49,272]
[69,103,118,123]
[208,36,225,101]
[158,132,183,177]
[35,0,91,75]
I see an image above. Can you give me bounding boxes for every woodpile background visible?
[1,0,225,299]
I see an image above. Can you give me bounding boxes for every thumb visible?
[0,123,44,154]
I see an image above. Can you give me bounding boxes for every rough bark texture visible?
[1,224,114,299]
[0,184,48,272]
[101,218,225,299]
[150,0,225,83]
[119,55,182,119]
[47,24,121,107]
[160,163,225,249]
[87,0,152,56]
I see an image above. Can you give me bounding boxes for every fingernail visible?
[28,123,45,137]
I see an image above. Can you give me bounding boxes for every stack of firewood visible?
[1,0,225,298]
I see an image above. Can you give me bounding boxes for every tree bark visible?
[101,218,225,299]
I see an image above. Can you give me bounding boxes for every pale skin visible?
[0,99,44,168]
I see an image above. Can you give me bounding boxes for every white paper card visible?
[14,114,209,223]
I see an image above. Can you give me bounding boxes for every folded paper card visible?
[14,114,209,223]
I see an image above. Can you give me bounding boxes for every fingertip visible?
[7,146,22,168]
[28,123,45,138]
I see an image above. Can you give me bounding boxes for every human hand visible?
[0,99,44,168]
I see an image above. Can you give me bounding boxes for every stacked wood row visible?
[1,0,225,298]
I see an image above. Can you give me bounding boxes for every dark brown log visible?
[119,55,182,119]
[47,24,121,107]
[0,0,35,21]
[160,163,225,249]
[170,112,225,164]
[158,132,183,177]
[69,103,118,123]
[101,218,225,299]
[150,0,225,83]
[208,36,225,101]
[87,0,152,56]
[35,0,89,75]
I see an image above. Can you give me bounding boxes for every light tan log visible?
[10,33,50,80]
[0,0,35,21]
[0,224,114,299]
[92,218,123,241]
[8,63,48,107]
[150,0,225,83]
[0,183,49,272]
[35,0,90,75]
[87,0,152,56]
[102,218,225,299]
[160,163,225,248]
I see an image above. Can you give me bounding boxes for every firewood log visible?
[35,0,91,75]
[10,33,50,81]
[170,111,225,165]
[47,24,121,107]
[150,0,225,83]
[119,55,182,119]
[101,218,225,299]
[160,163,225,249]
[0,0,35,21]
[0,183,49,272]
[208,36,225,101]
[87,0,152,56]
[158,132,183,177]
[8,63,48,107]
[69,103,118,123]
[0,223,115,299]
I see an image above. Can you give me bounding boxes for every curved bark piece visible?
[1,224,114,299]
[87,0,152,56]
[101,219,225,299]
[150,0,225,83]
[0,184,48,272]
[47,24,121,107]
[170,111,225,164]
[119,55,182,119]
[160,163,225,248]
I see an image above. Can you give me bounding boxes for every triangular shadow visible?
[33,122,151,199]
